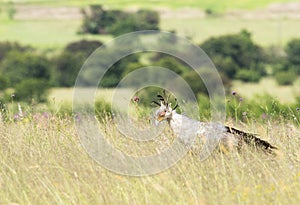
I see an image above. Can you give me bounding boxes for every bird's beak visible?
[155,112,165,126]
[155,116,164,126]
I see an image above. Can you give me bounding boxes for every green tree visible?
[285,38,300,74]
[14,78,49,102]
[135,10,159,30]
[53,40,103,87]
[7,1,16,20]
[79,5,160,36]
[235,69,261,82]
[65,40,103,57]
[0,41,31,62]
[152,56,189,75]
[275,71,297,85]
[0,51,51,86]
[100,53,141,87]
[201,30,266,81]
[0,75,8,90]
[53,52,86,87]
[173,69,231,95]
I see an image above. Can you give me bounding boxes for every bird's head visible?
[152,91,178,125]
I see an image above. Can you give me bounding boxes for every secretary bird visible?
[152,91,277,154]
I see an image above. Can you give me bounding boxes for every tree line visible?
[0,4,299,103]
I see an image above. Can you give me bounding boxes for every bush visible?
[0,41,31,62]
[0,51,51,86]
[285,38,300,75]
[53,52,86,87]
[99,53,141,87]
[201,30,266,80]
[0,76,8,90]
[274,71,297,85]
[235,69,261,82]
[14,79,49,103]
[286,38,300,66]
[152,56,189,75]
[52,40,103,87]
[80,5,160,36]
[64,40,103,57]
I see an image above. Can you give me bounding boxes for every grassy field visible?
[1,0,298,10]
[0,19,112,50]
[0,109,299,204]
[1,1,300,48]
[1,1,300,204]
[48,87,133,104]
[2,17,299,49]
[48,76,300,105]
[161,18,300,47]
[232,77,300,103]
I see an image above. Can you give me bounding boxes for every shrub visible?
[152,56,189,75]
[274,71,297,85]
[0,76,8,90]
[286,38,300,66]
[53,52,86,87]
[0,41,31,62]
[180,69,231,96]
[7,1,16,20]
[79,5,160,36]
[64,40,103,57]
[235,69,261,82]
[201,30,266,80]
[14,79,49,103]
[0,51,51,86]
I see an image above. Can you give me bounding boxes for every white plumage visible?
[153,92,277,154]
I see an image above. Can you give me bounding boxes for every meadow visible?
[0,103,299,204]
[1,0,300,204]
[1,1,300,49]
[0,0,297,10]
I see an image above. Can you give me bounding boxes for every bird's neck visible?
[167,111,184,135]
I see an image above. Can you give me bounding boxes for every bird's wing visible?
[225,126,277,153]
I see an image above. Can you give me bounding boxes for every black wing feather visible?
[225,126,277,153]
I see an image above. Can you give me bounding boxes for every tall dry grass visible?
[0,112,299,205]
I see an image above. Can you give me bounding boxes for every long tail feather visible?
[225,126,277,153]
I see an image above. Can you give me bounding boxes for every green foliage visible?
[64,39,103,57]
[80,5,160,36]
[196,92,300,123]
[286,38,300,66]
[121,62,145,77]
[53,40,103,87]
[7,1,16,20]
[133,86,164,107]
[0,75,8,90]
[211,55,239,78]
[235,69,261,82]
[0,41,32,62]
[182,70,207,94]
[274,71,297,85]
[285,38,300,75]
[268,38,300,86]
[95,99,112,119]
[53,52,85,87]
[100,53,141,87]
[14,78,49,102]
[152,56,189,75]
[180,69,231,96]
[201,30,266,81]
[0,51,51,86]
